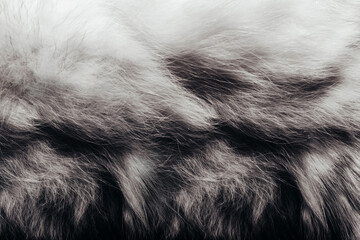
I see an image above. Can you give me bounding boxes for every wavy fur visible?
[0,0,359,239]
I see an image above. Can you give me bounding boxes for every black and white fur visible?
[0,0,359,239]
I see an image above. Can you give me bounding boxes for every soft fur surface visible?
[0,0,359,239]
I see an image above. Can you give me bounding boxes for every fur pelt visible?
[0,0,359,239]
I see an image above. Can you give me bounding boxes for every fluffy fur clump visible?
[0,0,359,239]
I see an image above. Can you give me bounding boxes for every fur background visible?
[0,0,359,239]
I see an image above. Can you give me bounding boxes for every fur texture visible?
[0,0,360,239]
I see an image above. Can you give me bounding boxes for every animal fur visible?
[0,0,359,239]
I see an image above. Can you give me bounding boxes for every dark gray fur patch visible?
[276,74,341,101]
[166,54,255,100]
[166,54,341,103]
